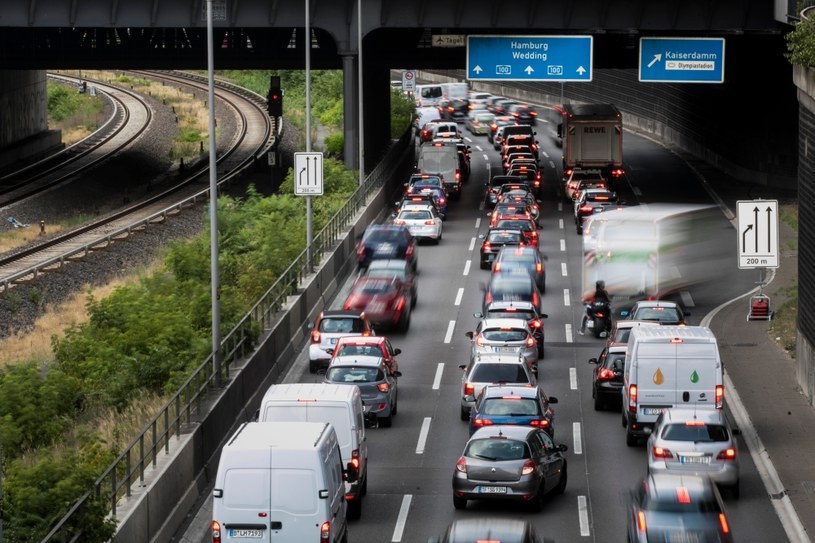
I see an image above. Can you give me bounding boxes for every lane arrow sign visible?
[524,66,534,75]
[576,66,586,75]
[473,65,483,74]
[647,53,662,68]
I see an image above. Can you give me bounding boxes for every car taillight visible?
[612,168,624,177]
[530,111,537,117]
[456,457,467,473]
[356,243,365,257]
[377,382,390,392]
[595,311,605,318]
[406,244,414,258]
[637,511,647,533]
[536,263,543,272]
[351,449,361,469]
[579,205,594,213]
[597,368,615,380]
[521,460,536,476]
[311,331,321,343]
[394,219,405,225]
[320,521,331,542]
[475,335,486,346]
[717,448,737,460]
[455,170,461,182]
[719,513,730,534]
[424,220,435,225]
[628,384,638,413]
[526,336,535,348]
[529,419,550,428]
[394,297,405,311]
[472,418,493,428]
[715,385,724,409]
[485,292,493,305]
[212,521,222,543]
[464,383,475,397]
[532,292,539,307]
[652,446,673,459]
[438,198,446,204]
[530,319,542,329]
[483,241,491,251]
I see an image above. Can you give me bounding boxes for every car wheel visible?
[347,494,362,520]
[577,224,583,235]
[594,393,605,411]
[626,428,638,447]
[391,396,398,416]
[730,481,740,500]
[538,346,544,359]
[453,496,467,510]
[480,260,489,270]
[411,292,417,308]
[460,406,470,421]
[361,471,368,496]
[529,486,545,512]
[380,413,393,428]
[309,360,318,374]
[553,461,568,495]
[540,277,546,294]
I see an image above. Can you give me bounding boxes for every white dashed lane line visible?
[454,288,464,306]
[391,494,413,542]
[570,367,577,390]
[468,237,476,251]
[475,217,481,229]
[565,323,574,343]
[563,289,571,307]
[573,422,583,454]
[444,320,456,344]
[560,239,566,251]
[578,495,590,536]
[558,218,564,230]
[463,260,471,276]
[416,418,431,454]
[561,262,568,277]
[432,363,444,390]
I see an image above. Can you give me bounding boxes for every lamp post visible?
[305,0,313,270]
[358,0,364,185]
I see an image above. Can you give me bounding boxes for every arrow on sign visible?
[473,65,483,74]
[647,54,662,68]
[753,207,759,252]
[741,223,753,253]
[524,66,534,75]
[576,66,586,75]
[766,206,773,252]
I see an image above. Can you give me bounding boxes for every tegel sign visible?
[467,35,592,82]
[639,37,725,83]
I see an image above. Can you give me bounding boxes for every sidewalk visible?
[683,152,811,542]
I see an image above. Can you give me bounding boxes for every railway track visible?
[0,70,277,292]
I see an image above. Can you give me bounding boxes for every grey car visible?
[428,517,553,543]
[452,425,568,512]
[647,408,741,498]
[465,317,539,370]
[324,355,401,427]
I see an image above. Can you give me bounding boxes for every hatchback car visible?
[479,228,525,269]
[465,317,539,369]
[627,472,734,542]
[468,384,558,438]
[483,272,542,313]
[490,201,534,228]
[363,259,418,308]
[562,168,607,202]
[458,352,536,420]
[476,300,547,355]
[508,103,538,125]
[452,425,568,511]
[574,188,620,234]
[495,217,539,247]
[308,310,375,373]
[356,224,417,271]
[343,276,411,332]
[622,300,689,325]
[465,111,496,135]
[606,320,660,347]
[394,206,443,244]
[588,344,627,411]
[484,175,524,209]
[428,517,552,543]
[492,246,546,293]
[324,356,401,427]
[330,335,402,375]
[647,408,741,498]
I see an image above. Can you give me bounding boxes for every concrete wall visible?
[0,70,62,168]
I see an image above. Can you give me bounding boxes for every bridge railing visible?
[39,127,415,543]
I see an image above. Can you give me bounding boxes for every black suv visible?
[484,175,525,209]
[479,228,525,269]
[356,224,417,271]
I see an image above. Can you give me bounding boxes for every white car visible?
[394,205,442,243]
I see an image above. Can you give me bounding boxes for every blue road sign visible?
[467,35,592,82]
[639,37,725,83]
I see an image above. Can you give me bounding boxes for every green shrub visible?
[787,17,815,67]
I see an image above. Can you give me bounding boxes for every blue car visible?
[414,185,448,219]
[468,384,557,438]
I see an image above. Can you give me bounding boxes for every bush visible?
[787,17,815,67]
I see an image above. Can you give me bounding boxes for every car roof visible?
[633,300,681,308]
[321,310,365,318]
[367,259,409,270]
[328,355,386,368]
[613,320,659,330]
[487,228,524,235]
[606,344,628,355]
[485,300,536,311]
[334,335,385,346]
[469,424,538,440]
[472,352,527,364]
[481,384,539,399]
[645,472,717,500]
[443,517,535,543]
[479,318,531,329]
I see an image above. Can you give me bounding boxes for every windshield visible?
[481,398,540,416]
[319,318,364,333]
[465,438,530,461]
[481,328,528,342]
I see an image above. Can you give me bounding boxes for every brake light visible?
[637,511,647,533]
[394,219,405,225]
[311,331,321,343]
[530,111,537,117]
[473,418,493,428]
[612,168,624,177]
[579,205,594,213]
[676,487,691,504]
[464,383,475,397]
[715,385,724,409]
[598,368,615,381]
[483,241,491,251]
[351,449,361,469]
[455,170,461,182]
[628,384,638,413]
[532,292,539,307]
[394,297,405,311]
[377,382,390,393]
[320,521,331,541]
[485,292,493,305]
[530,319,542,329]
[536,263,542,272]
[438,198,446,204]
[212,521,222,543]
[406,244,414,258]
[529,419,550,428]
[526,336,535,348]
[494,262,502,272]
[717,448,737,460]
[475,335,486,346]
[456,457,467,473]
[652,446,674,459]
[424,220,435,225]
[595,312,605,318]
[719,513,730,534]
[356,243,365,257]
[521,460,536,476]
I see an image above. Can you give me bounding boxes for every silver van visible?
[417,141,461,198]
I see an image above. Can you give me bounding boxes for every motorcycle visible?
[584,300,612,338]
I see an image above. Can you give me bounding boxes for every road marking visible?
[454,288,464,306]
[578,495,590,536]
[478,201,484,211]
[416,418,432,454]
[468,237,476,251]
[633,186,642,196]
[542,151,549,158]
[563,289,570,306]
[475,218,481,229]
[463,260,471,276]
[573,422,583,454]
[560,239,566,252]
[565,323,574,343]
[475,145,482,151]
[432,363,444,390]
[561,263,568,276]
[570,367,577,390]
[444,320,456,344]
[391,494,413,542]
[482,153,489,161]
[680,290,695,308]
[557,202,563,212]
[549,160,555,169]
[558,218,564,230]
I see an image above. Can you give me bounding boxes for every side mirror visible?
[540,313,549,319]
[393,371,403,378]
[465,331,474,339]
[394,348,402,356]
[557,443,569,453]
[588,358,598,364]
[473,312,484,318]
[307,322,314,330]
[478,234,485,239]
[458,364,467,370]
[549,396,558,404]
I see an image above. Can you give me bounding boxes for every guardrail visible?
[39,126,415,543]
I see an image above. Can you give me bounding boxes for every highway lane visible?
[180,119,788,542]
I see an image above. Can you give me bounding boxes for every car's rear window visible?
[482,398,540,416]
[487,309,535,321]
[400,211,432,220]
[465,438,530,461]
[585,192,617,203]
[661,423,729,442]
[364,228,405,242]
[335,344,383,357]
[326,366,383,383]
[488,231,523,243]
[471,364,530,383]
[319,317,365,333]
[496,220,533,232]
[498,251,536,264]
[481,328,528,342]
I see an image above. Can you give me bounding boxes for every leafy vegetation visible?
[786,15,815,67]
[47,82,104,144]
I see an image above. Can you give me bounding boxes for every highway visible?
[180,116,788,542]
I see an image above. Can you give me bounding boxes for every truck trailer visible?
[558,103,624,179]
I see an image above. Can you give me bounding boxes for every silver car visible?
[466,318,539,371]
[324,355,401,427]
[458,352,536,420]
[646,408,741,498]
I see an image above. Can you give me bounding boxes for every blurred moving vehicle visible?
[483,272,542,313]
[465,110,496,135]
[476,300,547,355]
[308,310,375,373]
[493,246,546,293]
[452,425,568,511]
[574,188,621,234]
[627,472,734,542]
[394,205,443,244]
[324,356,401,427]
[606,320,660,347]
[363,259,418,308]
[343,276,412,332]
[622,300,689,325]
[428,517,553,543]
[479,228,526,269]
[356,224,417,272]
[468,384,558,438]
[484,174,525,209]
[588,344,627,411]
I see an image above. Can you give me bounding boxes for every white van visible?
[442,82,469,100]
[416,83,444,107]
[258,383,368,519]
[622,325,723,446]
[212,421,348,543]
[417,141,461,198]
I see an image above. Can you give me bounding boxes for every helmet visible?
[596,280,606,290]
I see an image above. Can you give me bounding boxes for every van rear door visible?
[634,342,677,418]
[220,463,273,542]
[270,463,320,542]
[673,343,719,407]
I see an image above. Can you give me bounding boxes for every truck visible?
[557,103,624,179]
[580,204,730,302]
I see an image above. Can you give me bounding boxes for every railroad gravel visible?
[0,81,298,343]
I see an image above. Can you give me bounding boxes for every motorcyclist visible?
[579,280,611,335]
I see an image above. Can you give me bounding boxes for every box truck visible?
[558,103,624,179]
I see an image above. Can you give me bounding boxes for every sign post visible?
[639,37,725,83]
[736,199,779,269]
[467,35,592,82]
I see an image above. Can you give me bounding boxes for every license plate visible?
[642,407,666,415]
[679,455,711,464]
[495,346,518,353]
[229,529,263,538]
[479,486,507,494]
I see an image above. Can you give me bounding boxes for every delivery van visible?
[417,141,461,198]
[258,383,368,519]
[211,421,348,543]
[416,83,444,107]
[622,325,723,446]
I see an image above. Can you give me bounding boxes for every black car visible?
[476,300,548,354]
[492,245,546,293]
[428,517,553,543]
[588,345,626,410]
[356,224,417,271]
[509,103,538,125]
[574,189,620,234]
[440,97,470,122]
[483,271,542,313]
[479,228,525,269]
[484,175,525,209]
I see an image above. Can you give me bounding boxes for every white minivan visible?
[212,421,348,543]
[622,325,724,446]
[258,383,368,519]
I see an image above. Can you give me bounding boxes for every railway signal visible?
[268,88,283,117]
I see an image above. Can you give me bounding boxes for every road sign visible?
[402,70,416,93]
[737,200,779,269]
[294,152,323,196]
[639,37,725,83]
[467,35,592,82]
[432,34,465,47]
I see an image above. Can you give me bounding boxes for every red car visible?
[344,276,411,332]
[330,335,402,374]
